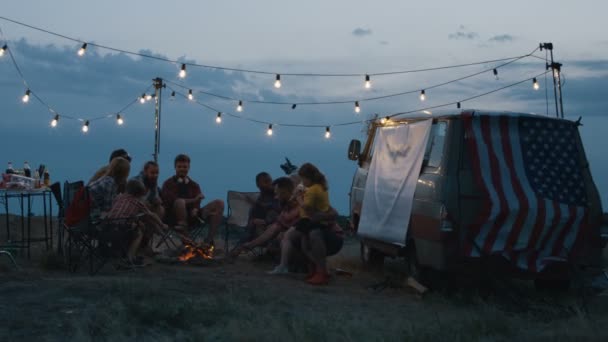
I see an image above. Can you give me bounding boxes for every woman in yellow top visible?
[269,163,335,285]
[295,163,330,233]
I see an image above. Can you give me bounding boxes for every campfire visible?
[177,239,214,262]
[154,238,218,265]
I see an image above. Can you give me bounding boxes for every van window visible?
[424,121,447,169]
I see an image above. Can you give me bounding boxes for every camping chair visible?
[224,191,259,254]
[154,215,209,250]
[62,181,142,274]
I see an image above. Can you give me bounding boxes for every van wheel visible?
[534,278,571,292]
[360,242,384,268]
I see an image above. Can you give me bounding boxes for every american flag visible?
[462,113,588,272]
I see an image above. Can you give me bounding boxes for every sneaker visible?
[307,272,329,285]
[267,265,289,275]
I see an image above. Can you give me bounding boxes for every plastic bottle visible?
[33,170,40,188]
[43,169,50,187]
[6,162,14,174]
[24,161,31,178]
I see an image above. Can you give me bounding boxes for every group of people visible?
[84,148,343,285]
[86,149,224,265]
[231,164,344,285]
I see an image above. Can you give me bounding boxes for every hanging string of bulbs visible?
[166,69,549,139]
[0,17,550,137]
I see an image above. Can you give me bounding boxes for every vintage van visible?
[348,110,605,283]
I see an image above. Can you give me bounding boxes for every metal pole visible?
[555,63,565,118]
[153,77,164,162]
[542,43,560,118]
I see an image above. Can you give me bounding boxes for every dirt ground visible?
[1,215,608,341]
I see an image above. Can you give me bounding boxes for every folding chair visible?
[155,215,209,249]
[62,181,142,274]
[224,191,259,254]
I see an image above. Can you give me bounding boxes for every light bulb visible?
[140,94,146,104]
[457,102,461,109]
[274,74,281,88]
[493,68,498,80]
[420,90,426,101]
[145,94,153,101]
[116,114,124,125]
[237,100,243,112]
[267,124,273,136]
[533,78,540,90]
[216,112,222,124]
[188,89,194,101]
[179,64,187,78]
[0,44,7,57]
[82,120,89,133]
[365,74,371,89]
[22,89,30,103]
[51,115,59,127]
[354,101,361,113]
[325,127,331,139]
[291,104,297,110]
[380,117,387,125]
[554,69,559,78]
[77,43,87,56]
[170,91,176,100]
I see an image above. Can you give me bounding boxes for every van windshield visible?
[424,121,447,168]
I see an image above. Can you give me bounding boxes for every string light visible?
[145,93,153,101]
[139,94,146,104]
[533,77,539,90]
[420,90,426,101]
[82,120,89,133]
[22,89,30,103]
[325,126,331,139]
[553,68,559,78]
[267,124,273,136]
[291,104,297,110]
[380,117,387,125]
[179,64,187,78]
[116,114,124,125]
[365,74,371,89]
[0,44,7,57]
[50,114,59,127]
[216,112,222,124]
[354,101,361,113]
[188,89,194,101]
[274,74,281,88]
[77,43,87,56]
[493,68,499,80]
[237,100,243,112]
[170,91,176,100]
[457,102,461,109]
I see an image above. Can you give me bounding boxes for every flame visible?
[178,241,214,262]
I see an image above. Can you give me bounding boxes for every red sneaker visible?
[307,272,329,285]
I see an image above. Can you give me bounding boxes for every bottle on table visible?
[43,169,50,187]
[24,161,31,178]
[33,171,40,188]
[6,162,14,174]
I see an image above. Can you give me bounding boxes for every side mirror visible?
[348,139,361,161]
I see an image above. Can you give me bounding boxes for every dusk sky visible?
[1,0,607,213]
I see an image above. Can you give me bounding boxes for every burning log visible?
[178,239,214,262]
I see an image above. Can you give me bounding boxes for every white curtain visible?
[358,119,432,245]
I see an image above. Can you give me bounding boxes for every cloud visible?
[352,27,373,37]
[379,41,389,46]
[489,34,515,43]
[448,26,479,40]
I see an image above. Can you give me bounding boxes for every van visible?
[347,110,605,284]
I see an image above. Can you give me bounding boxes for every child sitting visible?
[107,179,168,265]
